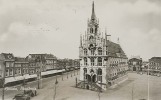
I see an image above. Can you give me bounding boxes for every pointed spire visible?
[105,28,107,44]
[91,1,96,20]
[117,37,120,44]
[80,34,82,47]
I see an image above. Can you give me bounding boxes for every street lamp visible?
[62,70,63,81]
[53,74,58,100]
[2,61,6,100]
[37,71,40,89]
[22,72,26,93]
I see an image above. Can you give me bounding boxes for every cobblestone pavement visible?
[1,71,161,100]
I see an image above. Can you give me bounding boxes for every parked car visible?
[13,90,37,100]
[13,94,30,100]
[24,90,35,97]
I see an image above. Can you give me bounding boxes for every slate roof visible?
[1,53,15,60]
[27,54,56,62]
[15,57,28,63]
[106,40,127,58]
[149,57,161,65]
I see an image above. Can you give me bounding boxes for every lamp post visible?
[37,71,40,89]
[71,69,72,77]
[62,70,63,81]
[53,72,58,100]
[2,61,6,100]
[22,73,26,93]
[77,67,78,75]
[67,69,68,79]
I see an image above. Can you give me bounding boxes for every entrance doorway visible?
[92,75,96,82]
[133,66,136,71]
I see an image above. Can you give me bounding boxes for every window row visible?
[84,47,103,55]
[84,57,103,66]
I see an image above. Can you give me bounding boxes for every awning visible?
[41,71,48,76]
[45,69,64,75]
[30,74,37,78]
[14,76,24,81]
[47,70,53,74]
[5,77,17,84]
[24,74,31,79]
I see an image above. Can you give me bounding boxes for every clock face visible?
[8,55,12,59]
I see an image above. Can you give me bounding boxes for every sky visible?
[0,0,161,60]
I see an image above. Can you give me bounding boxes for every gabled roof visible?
[1,53,15,60]
[129,58,142,61]
[27,53,57,62]
[106,40,127,58]
[15,57,28,63]
[149,57,161,65]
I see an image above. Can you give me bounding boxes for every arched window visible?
[84,48,87,56]
[83,68,87,79]
[97,68,102,75]
[95,28,97,33]
[91,49,95,55]
[83,68,87,74]
[89,36,94,41]
[90,28,93,33]
[98,47,102,55]
[98,57,102,66]
[91,57,94,66]
[84,57,87,66]
[97,68,102,82]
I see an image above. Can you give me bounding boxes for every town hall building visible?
[78,2,128,91]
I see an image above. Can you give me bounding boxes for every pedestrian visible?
[35,89,37,96]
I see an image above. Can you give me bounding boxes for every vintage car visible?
[24,90,35,97]
[13,94,30,100]
[13,90,37,100]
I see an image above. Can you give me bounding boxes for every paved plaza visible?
[1,72,161,100]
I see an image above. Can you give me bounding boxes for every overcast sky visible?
[0,0,161,60]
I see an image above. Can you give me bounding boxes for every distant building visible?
[26,54,57,72]
[14,57,29,76]
[141,61,149,72]
[79,2,128,90]
[149,57,161,76]
[58,59,80,70]
[0,52,79,87]
[128,56,142,71]
[0,53,15,77]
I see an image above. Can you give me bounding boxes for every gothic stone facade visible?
[79,2,128,90]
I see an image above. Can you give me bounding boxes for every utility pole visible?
[74,67,75,76]
[22,73,26,93]
[132,82,134,100]
[66,66,68,79]
[37,71,40,89]
[2,61,6,100]
[62,70,63,81]
[53,74,58,100]
[36,56,43,89]
[71,69,72,77]
[75,77,77,87]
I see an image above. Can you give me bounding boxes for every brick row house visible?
[128,56,142,71]
[0,53,80,87]
[148,57,161,76]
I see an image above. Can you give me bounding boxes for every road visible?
[1,71,161,100]
[0,69,79,100]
